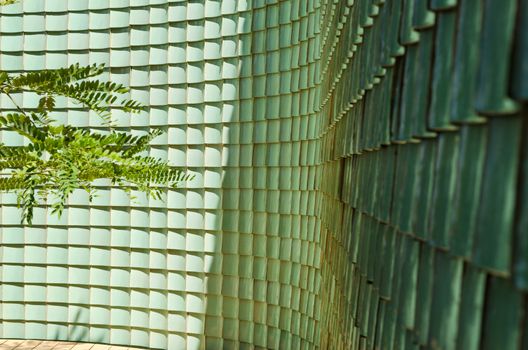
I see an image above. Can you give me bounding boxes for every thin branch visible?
[4,91,29,117]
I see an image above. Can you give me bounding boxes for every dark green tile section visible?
[481,277,524,350]
[512,0,528,100]
[317,0,528,349]
[456,265,486,350]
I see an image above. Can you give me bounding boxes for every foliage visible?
[0,64,191,224]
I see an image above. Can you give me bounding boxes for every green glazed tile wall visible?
[0,0,251,349]
[201,0,322,348]
[316,0,528,349]
[0,0,323,349]
[1,0,527,349]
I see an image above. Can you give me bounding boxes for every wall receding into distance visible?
[316,0,528,349]
[0,0,527,349]
[0,0,322,349]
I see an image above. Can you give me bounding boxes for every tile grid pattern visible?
[2,0,527,349]
[0,0,325,349]
[202,0,323,348]
[0,1,247,349]
[316,0,528,349]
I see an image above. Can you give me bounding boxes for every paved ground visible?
[0,340,147,350]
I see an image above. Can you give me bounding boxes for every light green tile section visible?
[1,1,238,349]
[0,1,322,349]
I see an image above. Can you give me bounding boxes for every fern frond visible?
[57,80,130,114]
[0,60,189,224]
[0,145,32,157]
[120,130,163,156]
[36,95,56,115]
[0,177,25,190]
[0,113,47,142]
[0,154,40,170]
[19,176,40,225]
[8,64,104,91]
[121,99,144,113]
[2,63,144,127]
